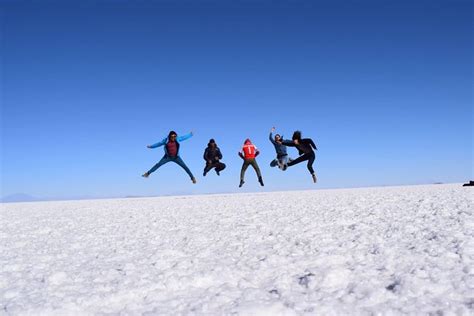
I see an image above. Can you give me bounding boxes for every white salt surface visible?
[1,184,473,315]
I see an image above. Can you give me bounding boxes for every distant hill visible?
[1,193,41,203]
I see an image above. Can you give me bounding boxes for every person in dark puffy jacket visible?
[142,130,196,183]
[282,130,318,183]
[203,139,226,176]
[238,138,264,187]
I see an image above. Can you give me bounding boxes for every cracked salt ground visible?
[1,184,473,314]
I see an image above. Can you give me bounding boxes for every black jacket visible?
[204,146,223,163]
[283,138,317,155]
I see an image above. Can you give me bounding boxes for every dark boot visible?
[258,177,264,186]
[239,180,245,188]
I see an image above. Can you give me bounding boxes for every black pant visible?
[287,152,315,174]
[204,161,226,174]
[240,158,262,181]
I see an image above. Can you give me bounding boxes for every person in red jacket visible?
[238,138,264,187]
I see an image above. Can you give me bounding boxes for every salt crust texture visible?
[1,184,473,315]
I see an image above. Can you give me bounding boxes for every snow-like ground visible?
[1,184,473,315]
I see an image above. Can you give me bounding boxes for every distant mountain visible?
[1,193,41,203]
[1,194,139,203]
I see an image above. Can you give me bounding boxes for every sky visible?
[1,0,472,200]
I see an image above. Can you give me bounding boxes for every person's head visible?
[208,138,216,147]
[244,138,251,145]
[292,130,302,141]
[274,134,281,143]
[168,130,177,141]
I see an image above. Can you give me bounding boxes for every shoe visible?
[258,177,264,186]
[142,172,150,178]
[239,180,245,188]
[192,178,197,184]
[282,164,287,171]
[312,174,317,183]
[203,171,207,177]
[270,159,278,168]
[216,170,220,176]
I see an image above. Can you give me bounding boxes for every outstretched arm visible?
[178,131,193,142]
[281,139,296,147]
[148,137,167,148]
[269,132,276,145]
[310,139,317,150]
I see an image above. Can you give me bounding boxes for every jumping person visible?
[238,139,264,187]
[203,138,226,176]
[269,126,291,169]
[142,130,197,183]
[282,130,318,183]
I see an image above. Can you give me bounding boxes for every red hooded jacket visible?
[240,139,259,159]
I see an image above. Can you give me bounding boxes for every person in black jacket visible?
[282,130,318,183]
[203,139,226,176]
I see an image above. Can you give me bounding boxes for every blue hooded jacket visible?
[149,132,193,157]
[269,132,288,157]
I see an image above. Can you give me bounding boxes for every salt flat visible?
[1,184,473,315]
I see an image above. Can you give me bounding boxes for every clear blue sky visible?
[1,0,472,199]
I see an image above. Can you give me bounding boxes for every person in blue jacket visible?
[269,127,291,169]
[142,130,197,183]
